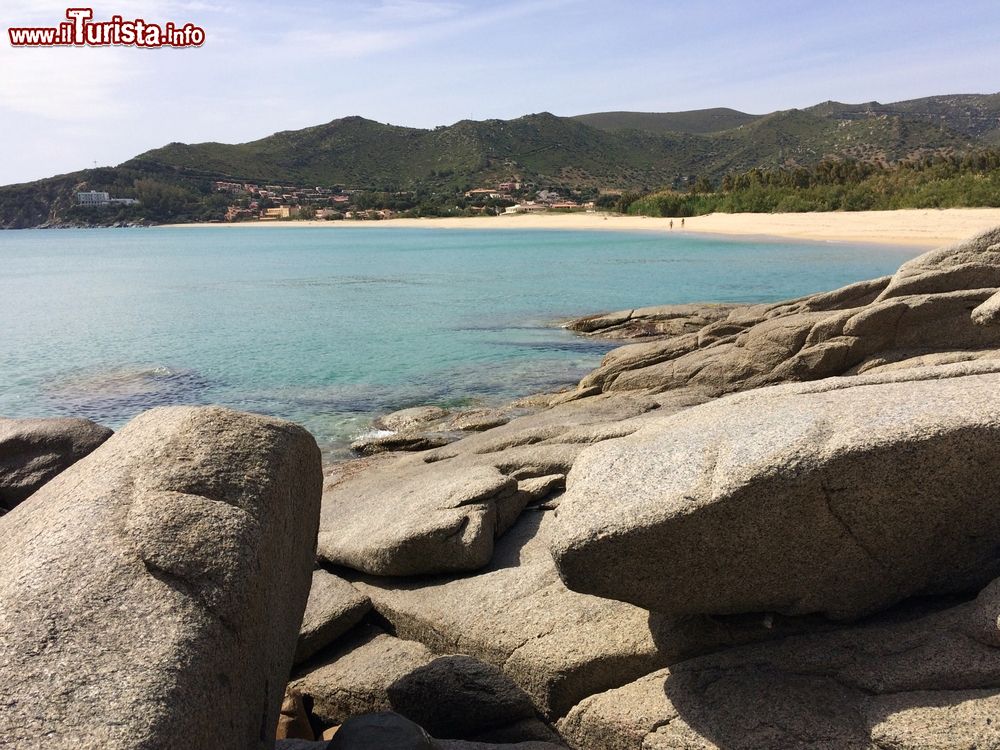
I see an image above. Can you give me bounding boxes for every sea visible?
[0,226,918,459]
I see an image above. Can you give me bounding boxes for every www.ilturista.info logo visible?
[8,8,205,48]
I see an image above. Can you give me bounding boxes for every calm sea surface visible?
[0,226,917,457]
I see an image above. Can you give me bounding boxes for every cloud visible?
[0,44,143,120]
[273,0,574,61]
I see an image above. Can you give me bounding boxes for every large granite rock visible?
[292,626,538,740]
[0,406,322,749]
[318,394,665,577]
[353,509,822,719]
[558,589,1000,750]
[565,303,739,340]
[552,363,1000,620]
[350,431,457,456]
[319,461,518,575]
[328,712,434,750]
[295,568,372,665]
[874,225,1000,301]
[602,287,1000,396]
[324,712,566,750]
[375,406,451,432]
[449,408,512,432]
[0,416,112,512]
[569,229,1000,398]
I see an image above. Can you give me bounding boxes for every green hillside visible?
[120,107,978,191]
[125,112,713,191]
[572,108,760,134]
[1,92,996,228]
[805,93,1000,141]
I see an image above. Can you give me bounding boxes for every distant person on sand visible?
[669,220,673,229]
[681,218,685,228]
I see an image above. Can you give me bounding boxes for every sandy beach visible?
[165,207,1000,248]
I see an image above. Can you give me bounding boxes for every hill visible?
[1,92,996,228]
[124,112,711,191]
[571,108,760,135]
[805,93,1000,142]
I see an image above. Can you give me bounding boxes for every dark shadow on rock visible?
[386,655,538,739]
[646,608,841,685]
[655,592,996,749]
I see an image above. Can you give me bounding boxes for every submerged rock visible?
[552,363,1000,620]
[0,406,322,749]
[0,416,112,512]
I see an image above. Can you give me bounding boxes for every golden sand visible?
[166,207,1000,248]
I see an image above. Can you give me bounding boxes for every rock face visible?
[324,712,567,750]
[569,227,1000,398]
[318,393,668,577]
[552,364,1000,620]
[0,406,322,749]
[558,590,1000,750]
[293,626,538,740]
[297,228,1000,750]
[319,462,518,576]
[352,510,814,720]
[0,416,112,512]
[565,303,739,340]
[295,569,372,665]
[351,510,668,718]
[375,406,451,432]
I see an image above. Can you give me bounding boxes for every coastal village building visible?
[260,205,301,220]
[76,191,139,207]
[464,188,500,199]
[77,191,110,205]
[504,202,548,214]
[225,206,256,222]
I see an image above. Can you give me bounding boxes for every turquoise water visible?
[0,226,917,457]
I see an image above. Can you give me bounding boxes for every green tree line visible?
[625,150,1000,217]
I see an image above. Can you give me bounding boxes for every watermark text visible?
[9,8,205,48]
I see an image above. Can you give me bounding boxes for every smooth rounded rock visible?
[0,416,112,512]
[0,405,323,749]
[552,366,1000,619]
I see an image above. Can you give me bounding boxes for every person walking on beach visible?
[669,220,673,229]
[681,218,685,228]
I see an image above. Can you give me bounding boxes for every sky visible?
[2,0,999,185]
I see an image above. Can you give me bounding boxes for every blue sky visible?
[2,0,999,185]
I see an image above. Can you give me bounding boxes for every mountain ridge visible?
[2,92,998,227]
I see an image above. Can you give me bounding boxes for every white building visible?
[76,191,139,207]
[77,191,110,206]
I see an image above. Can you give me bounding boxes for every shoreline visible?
[160,207,1000,248]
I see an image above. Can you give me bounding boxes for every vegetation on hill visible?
[623,150,1000,217]
[1,93,998,228]
[571,108,761,135]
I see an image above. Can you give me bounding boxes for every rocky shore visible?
[4,227,1000,748]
